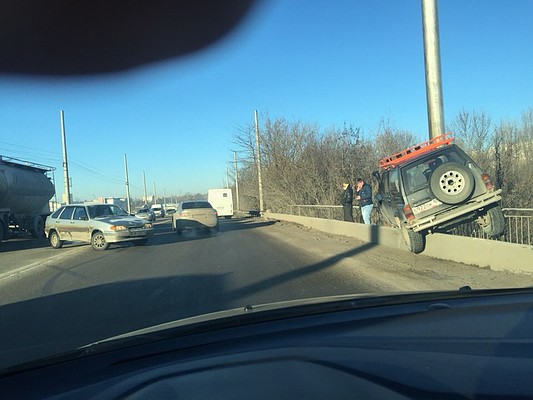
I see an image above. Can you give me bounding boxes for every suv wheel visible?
[478,205,505,237]
[429,162,474,204]
[402,227,425,254]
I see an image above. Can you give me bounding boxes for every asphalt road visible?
[0,217,373,369]
[0,217,530,370]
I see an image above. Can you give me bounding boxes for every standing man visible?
[341,181,354,222]
[355,178,373,225]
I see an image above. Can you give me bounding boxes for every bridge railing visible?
[284,205,533,246]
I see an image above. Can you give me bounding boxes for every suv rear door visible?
[401,146,481,221]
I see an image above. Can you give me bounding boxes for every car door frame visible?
[70,206,91,242]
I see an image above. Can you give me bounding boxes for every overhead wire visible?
[0,141,146,192]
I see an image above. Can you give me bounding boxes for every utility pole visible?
[60,110,71,204]
[142,170,147,205]
[421,0,445,139]
[234,151,240,212]
[254,110,264,213]
[123,154,131,214]
[226,168,229,189]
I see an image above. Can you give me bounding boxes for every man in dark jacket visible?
[341,181,354,222]
[355,178,373,225]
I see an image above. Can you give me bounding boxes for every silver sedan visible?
[136,207,156,222]
[172,201,219,234]
[45,204,153,250]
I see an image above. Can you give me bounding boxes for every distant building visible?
[94,197,127,210]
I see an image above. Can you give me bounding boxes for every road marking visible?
[0,247,87,281]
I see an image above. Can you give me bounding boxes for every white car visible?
[150,204,165,218]
[136,207,156,222]
[172,201,219,234]
[45,204,153,250]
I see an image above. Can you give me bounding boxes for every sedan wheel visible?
[91,231,110,251]
[49,231,63,249]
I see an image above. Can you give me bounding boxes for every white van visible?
[207,189,233,219]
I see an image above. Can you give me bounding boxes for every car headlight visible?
[143,223,152,229]
[110,225,127,231]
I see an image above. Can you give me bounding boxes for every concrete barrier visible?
[263,212,533,274]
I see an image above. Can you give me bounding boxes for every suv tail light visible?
[403,204,415,220]
[481,173,494,190]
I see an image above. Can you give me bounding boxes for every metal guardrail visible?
[504,208,533,245]
[286,205,533,246]
[451,208,533,246]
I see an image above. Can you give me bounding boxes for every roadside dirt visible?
[259,219,532,292]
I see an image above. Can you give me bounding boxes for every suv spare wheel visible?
[429,161,475,204]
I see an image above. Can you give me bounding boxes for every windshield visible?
[87,204,129,218]
[182,202,213,210]
[0,0,532,373]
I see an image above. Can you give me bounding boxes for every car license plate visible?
[130,229,146,237]
[413,198,442,215]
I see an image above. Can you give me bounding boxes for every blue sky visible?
[1,0,532,202]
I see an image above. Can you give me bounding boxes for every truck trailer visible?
[0,156,55,242]
[207,188,234,219]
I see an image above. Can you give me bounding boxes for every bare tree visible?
[449,109,492,166]
[232,108,533,214]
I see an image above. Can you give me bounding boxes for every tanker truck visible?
[0,155,56,242]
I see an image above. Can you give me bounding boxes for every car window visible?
[73,207,88,220]
[51,207,64,219]
[58,206,75,220]
[109,205,129,216]
[401,149,469,195]
[403,162,429,194]
[87,205,112,218]
[182,202,212,209]
[388,169,401,197]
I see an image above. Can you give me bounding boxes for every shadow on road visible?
[127,218,278,247]
[0,273,230,371]
[0,237,50,253]
[217,218,276,232]
[228,241,378,302]
[0,218,382,371]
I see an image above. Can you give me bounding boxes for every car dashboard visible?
[1,289,532,399]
